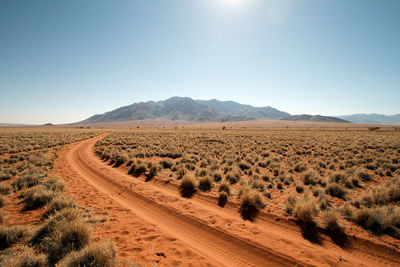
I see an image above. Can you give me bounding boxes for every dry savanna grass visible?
[95,127,400,237]
[0,128,115,266]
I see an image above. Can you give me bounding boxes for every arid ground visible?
[1,124,400,266]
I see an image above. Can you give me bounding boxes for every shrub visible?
[284,194,297,215]
[212,172,222,182]
[293,196,318,226]
[58,241,116,267]
[145,165,159,181]
[218,181,231,196]
[0,183,12,195]
[296,185,304,193]
[43,177,65,192]
[44,196,76,218]
[294,163,308,173]
[352,206,400,238]
[15,248,47,267]
[251,179,265,191]
[179,175,197,198]
[31,208,82,249]
[318,194,331,210]
[23,186,57,211]
[198,176,213,192]
[12,176,40,190]
[226,170,241,184]
[0,195,4,208]
[0,225,25,250]
[128,163,147,177]
[218,191,228,207]
[239,189,265,221]
[355,169,372,182]
[46,219,91,264]
[325,183,347,200]
[324,212,344,233]
[301,170,319,186]
[160,160,173,169]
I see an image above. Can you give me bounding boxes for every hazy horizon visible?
[1,0,399,124]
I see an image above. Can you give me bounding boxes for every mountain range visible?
[79,97,400,125]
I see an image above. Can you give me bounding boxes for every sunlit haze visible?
[0,0,399,124]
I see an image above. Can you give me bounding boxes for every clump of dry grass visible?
[23,186,57,211]
[293,196,319,226]
[0,182,12,195]
[198,176,213,192]
[239,189,265,221]
[284,194,297,215]
[58,241,116,267]
[218,181,231,196]
[218,191,228,207]
[179,174,197,198]
[325,183,347,200]
[324,211,344,233]
[301,170,320,186]
[44,195,76,218]
[45,219,91,264]
[13,247,47,267]
[352,206,400,238]
[0,225,25,250]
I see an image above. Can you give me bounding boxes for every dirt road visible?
[54,135,400,266]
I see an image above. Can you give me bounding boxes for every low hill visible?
[281,114,351,123]
[338,114,400,124]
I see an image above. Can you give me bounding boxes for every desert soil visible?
[53,134,400,266]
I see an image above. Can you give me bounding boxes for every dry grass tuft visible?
[57,241,116,267]
[239,189,265,221]
[179,174,197,198]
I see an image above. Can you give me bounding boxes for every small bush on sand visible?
[352,206,400,238]
[284,194,297,215]
[12,176,40,190]
[198,176,213,192]
[218,191,228,207]
[128,163,147,177]
[324,211,344,233]
[355,169,372,182]
[23,186,57,211]
[30,208,82,249]
[43,177,65,192]
[0,225,25,250]
[145,165,159,181]
[0,195,4,208]
[293,196,318,225]
[15,247,47,267]
[179,175,197,198]
[218,181,231,196]
[44,196,76,218]
[325,183,347,200]
[46,219,91,265]
[301,170,319,186]
[0,183,12,195]
[58,241,116,267]
[239,189,265,221]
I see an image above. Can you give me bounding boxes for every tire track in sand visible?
[68,135,299,267]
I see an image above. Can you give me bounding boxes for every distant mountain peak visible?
[80,97,290,124]
[281,114,351,123]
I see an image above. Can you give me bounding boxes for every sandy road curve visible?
[68,135,299,267]
[58,134,400,266]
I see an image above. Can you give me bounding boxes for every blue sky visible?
[1,0,399,124]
